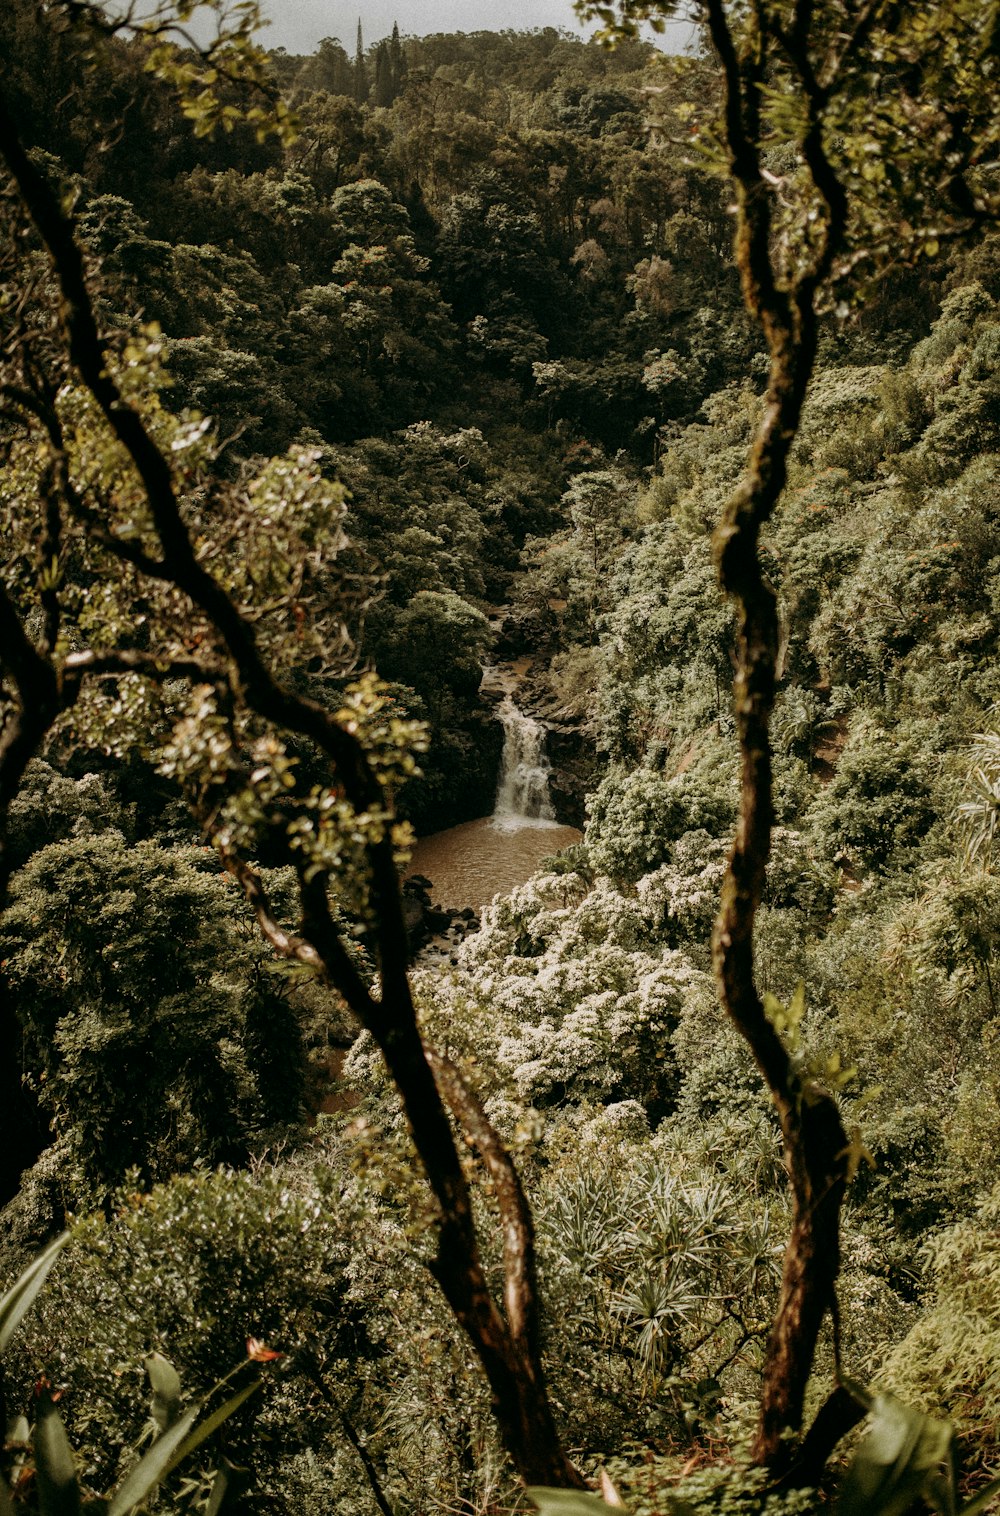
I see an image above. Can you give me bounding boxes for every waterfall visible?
[492,695,557,830]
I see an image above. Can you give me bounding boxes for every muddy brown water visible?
[408,816,582,912]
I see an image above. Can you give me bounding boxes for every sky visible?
[243,1,694,54]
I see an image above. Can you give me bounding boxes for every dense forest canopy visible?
[3,1,1000,1512]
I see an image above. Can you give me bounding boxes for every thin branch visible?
[0,72,581,1490]
[0,83,410,969]
[771,20,849,292]
[703,0,787,336]
[219,849,330,978]
[38,464,62,655]
[0,582,60,901]
[294,877,581,1488]
[8,378,173,580]
[426,1048,542,1357]
[298,869,384,1026]
[66,497,171,580]
[61,647,227,694]
[820,0,894,95]
[298,1350,398,1516]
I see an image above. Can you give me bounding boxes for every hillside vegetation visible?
[2,2,1000,1513]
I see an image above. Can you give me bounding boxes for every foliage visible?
[807,719,938,874]
[0,1232,263,1515]
[882,1183,1000,1472]
[0,833,310,1196]
[587,766,736,884]
[5,1169,348,1493]
[7,0,1000,1508]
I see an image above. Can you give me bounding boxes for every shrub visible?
[0,833,308,1197]
[588,767,735,884]
[807,720,936,873]
[883,1183,1000,1471]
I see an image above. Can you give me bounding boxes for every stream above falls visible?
[407,670,582,911]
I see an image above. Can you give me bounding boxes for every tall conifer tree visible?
[353,18,368,103]
[389,20,404,94]
[374,40,393,107]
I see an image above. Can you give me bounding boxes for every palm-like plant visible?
[956,728,1000,870]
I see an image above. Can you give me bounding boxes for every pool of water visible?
[408,815,582,911]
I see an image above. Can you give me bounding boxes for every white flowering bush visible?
[406,872,711,1123]
[635,829,730,947]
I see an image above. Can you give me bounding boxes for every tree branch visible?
[425,1048,542,1358]
[0,55,581,1491]
[703,0,851,1473]
[297,1349,398,1516]
[0,582,60,902]
[61,647,227,694]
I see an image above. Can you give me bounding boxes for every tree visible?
[389,20,405,97]
[581,0,1000,1477]
[2,831,307,1194]
[373,42,394,108]
[5,0,1000,1504]
[0,2,579,1491]
[353,19,369,105]
[295,36,354,98]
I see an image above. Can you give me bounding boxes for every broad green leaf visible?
[837,1394,955,1516]
[106,1406,199,1516]
[161,1379,261,1480]
[6,1413,31,1498]
[7,1414,30,1444]
[0,1234,69,1354]
[527,1489,621,1515]
[145,1353,183,1433]
[34,1395,82,1516]
[205,1459,251,1516]
[102,1368,259,1514]
[925,1429,960,1516]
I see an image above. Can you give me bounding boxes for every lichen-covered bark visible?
[704,0,851,1471]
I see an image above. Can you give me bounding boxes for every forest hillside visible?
[2,3,1000,1514]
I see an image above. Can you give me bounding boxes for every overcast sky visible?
[245,2,693,54]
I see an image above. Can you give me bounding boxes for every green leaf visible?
[205,1460,251,1516]
[145,1353,183,1434]
[34,1395,82,1516]
[526,1489,621,1515]
[161,1380,261,1481]
[7,1413,30,1443]
[106,1406,199,1516]
[6,1412,32,1500]
[837,1394,956,1516]
[0,1234,69,1354]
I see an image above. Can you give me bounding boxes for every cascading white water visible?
[492,694,557,830]
[406,667,582,907]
